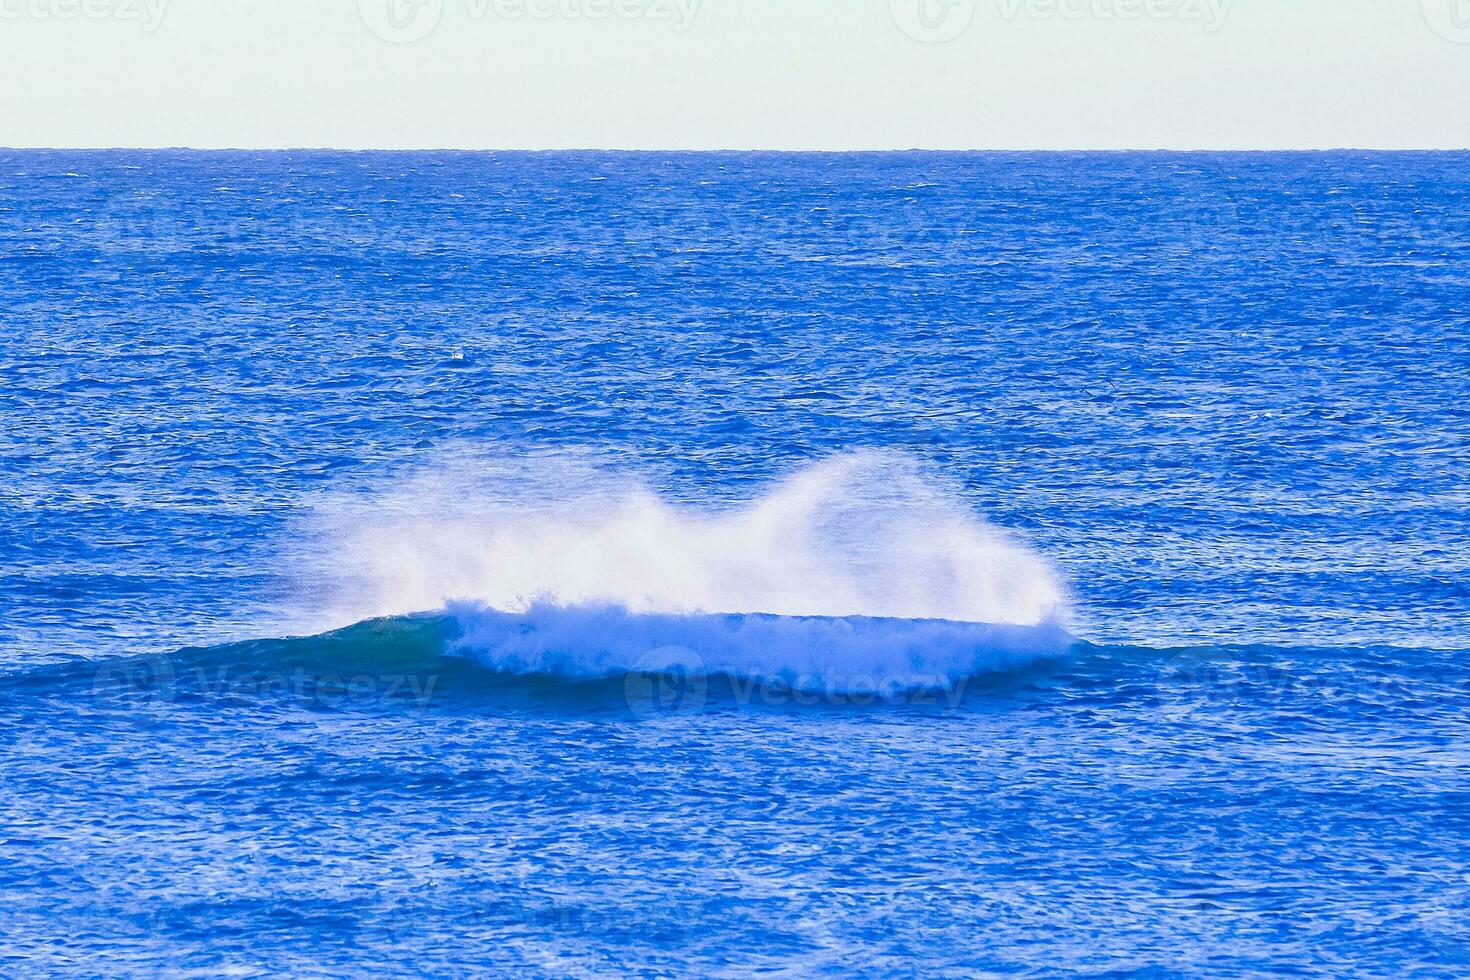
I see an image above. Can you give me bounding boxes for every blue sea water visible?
[1,150,1468,976]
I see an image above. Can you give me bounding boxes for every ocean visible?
[2,150,1467,976]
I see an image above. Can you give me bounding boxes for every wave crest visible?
[292,449,1070,632]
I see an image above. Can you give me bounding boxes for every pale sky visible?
[1,0,1468,149]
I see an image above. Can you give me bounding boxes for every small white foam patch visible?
[292,448,1070,640]
[448,601,1072,691]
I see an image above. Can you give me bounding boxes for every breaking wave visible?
[278,449,1074,688]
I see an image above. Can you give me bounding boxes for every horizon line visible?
[4,145,1469,154]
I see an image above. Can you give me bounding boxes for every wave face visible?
[448,603,1072,691]
[287,450,1071,685]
